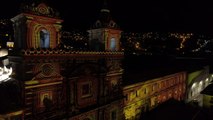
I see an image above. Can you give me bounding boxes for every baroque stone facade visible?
[8,2,124,120]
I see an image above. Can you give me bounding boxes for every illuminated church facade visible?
[0,1,212,120]
[7,2,124,120]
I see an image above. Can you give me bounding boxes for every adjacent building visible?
[185,65,211,106]
[123,72,186,119]
[201,81,213,109]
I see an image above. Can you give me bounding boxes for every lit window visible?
[40,29,50,48]
[110,38,116,51]
[6,42,14,48]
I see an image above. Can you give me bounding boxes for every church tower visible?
[11,2,63,49]
[9,2,65,120]
[8,1,124,120]
[88,0,122,51]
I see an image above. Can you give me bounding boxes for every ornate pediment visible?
[25,63,63,84]
[20,2,60,18]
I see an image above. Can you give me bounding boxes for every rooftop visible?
[123,55,210,85]
[201,83,213,96]
[141,99,213,120]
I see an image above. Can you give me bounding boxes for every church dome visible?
[91,1,120,29]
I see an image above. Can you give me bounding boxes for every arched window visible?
[110,37,116,51]
[40,29,50,48]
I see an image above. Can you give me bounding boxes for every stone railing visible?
[21,49,124,56]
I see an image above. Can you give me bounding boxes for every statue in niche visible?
[43,94,53,111]
[111,80,119,92]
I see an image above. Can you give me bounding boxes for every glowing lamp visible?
[7,42,14,49]
[0,49,12,82]
[0,49,8,57]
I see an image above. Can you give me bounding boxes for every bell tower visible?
[88,0,122,51]
[11,2,63,49]
[9,2,65,120]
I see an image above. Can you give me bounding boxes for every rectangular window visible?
[110,38,116,51]
[125,94,128,101]
[130,92,135,101]
[179,75,182,82]
[81,82,92,98]
[162,82,165,88]
[144,88,147,94]
[210,97,213,103]
[111,110,117,120]
[6,42,14,48]
[158,83,161,89]
[152,83,158,91]
[136,90,140,97]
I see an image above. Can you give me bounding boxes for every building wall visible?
[203,94,213,108]
[185,66,211,106]
[8,2,124,120]
[0,110,24,120]
[123,72,186,120]
[9,51,124,120]
[8,2,211,120]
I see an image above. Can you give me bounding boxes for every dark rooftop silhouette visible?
[141,99,213,120]
[123,55,210,85]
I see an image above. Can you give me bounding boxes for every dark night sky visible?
[1,0,213,33]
